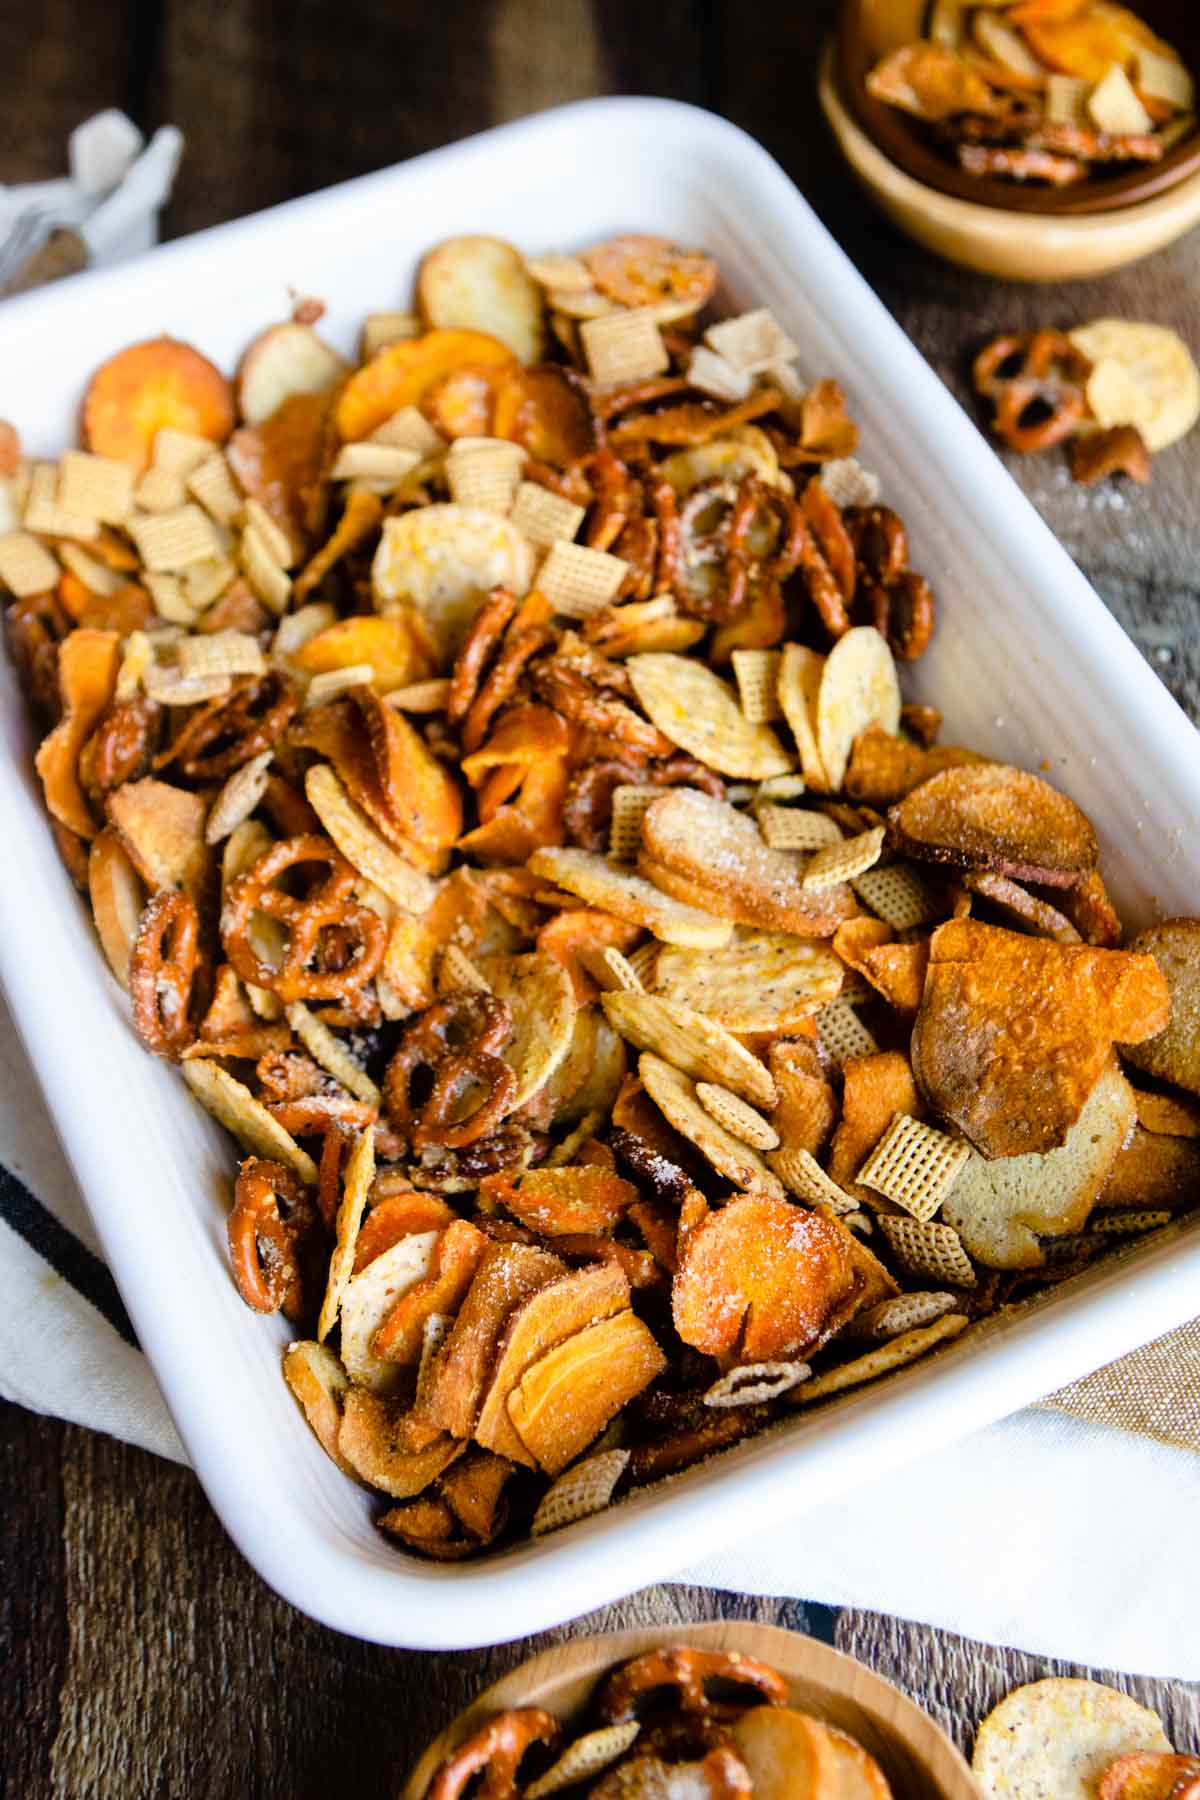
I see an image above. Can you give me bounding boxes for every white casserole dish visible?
[2,98,1198,1649]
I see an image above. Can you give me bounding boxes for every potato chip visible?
[338,1387,462,1495]
[972,1679,1172,1800]
[657,428,785,496]
[915,920,1168,1159]
[602,991,777,1108]
[867,40,1006,119]
[1069,320,1200,454]
[418,235,545,365]
[640,1053,785,1198]
[305,763,435,914]
[627,653,792,779]
[652,927,842,1036]
[282,1340,360,1479]
[529,847,732,948]
[530,1447,630,1536]
[474,1261,630,1464]
[182,1059,317,1183]
[814,627,900,794]
[507,1309,666,1476]
[372,505,535,662]
[317,1125,377,1343]
[480,950,576,1109]
[942,1061,1137,1269]
[107,776,208,896]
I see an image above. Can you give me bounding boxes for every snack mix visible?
[3,230,1198,1563]
[867,1,1195,189]
[420,1643,894,1799]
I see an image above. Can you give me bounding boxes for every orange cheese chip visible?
[480,1164,639,1237]
[334,329,515,442]
[83,336,235,473]
[673,1194,861,1363]
[913,919,1170,1159]
[34,628,120,838]
[371,1217,488,1364]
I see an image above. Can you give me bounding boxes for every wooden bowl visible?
[819,39,1200,278]
[401,1622,981,1800]
[837,0,1200,217]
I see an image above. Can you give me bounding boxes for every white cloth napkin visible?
[2,981,1197,1677]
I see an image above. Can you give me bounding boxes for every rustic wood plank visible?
[836,1609,1200,1761]
[0,0,143,184]
[0,1402,66,1800]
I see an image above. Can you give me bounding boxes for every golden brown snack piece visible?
[973,331,1093,454]
[599,1646,788,1724]
[828,1052,923,1206]
[1120,919,1200,1097]
[888,763,1098,887]
[425,1710,562,1800]
[1099,1752,1200,1800]
[942,1060,1137,1268]
[673,1194,861,1362]
[1098,1127,1200,1212]
[972,1678,1172,1800]
[83,336,235,472]
[914,920,1167,1158]
[641,790,855,936]
[414,1241,564,1439]
[417,236,546,365]
[506,1308,666,1475]
[1069,426,1152,486]
[867,41,1007,120]
[35,629,120,838]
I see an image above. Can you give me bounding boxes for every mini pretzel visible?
[84,696,161,797]
[222,833,386,1001]
[462,622,554,755]
[129,889,201,1059]
[383,992,517,1151]
[226,1156,318,1319]
[446,587,518,727]
[6,591,71,720]
[972,330,1092,454]
[846,507,936,661]
[532,658,673,758]
[156,670,298,781]
[426,1709,561,1800]
[585,447,641,553]
[597,1647,790,1724]
[563,754,724,851]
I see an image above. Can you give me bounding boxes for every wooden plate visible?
[402,1621,981,1800]
[837,0,1200,217]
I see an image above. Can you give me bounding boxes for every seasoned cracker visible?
[788,1313,968,1406]
[0,531,59,598]
[703,1360,811,1408]
[847,1290,960,1341]
[130,503,222,572]
[731,647,782,724]
[877,1216,976,1288]
[705,308,797,374]
[852,862,942,931]
[818,457,881,510]
[330,442,423,486]
[687,346,753,403]
[537,540,628,619]
[437,942,491,994]
[602,991,777,1108]
[134,466,187,513]
[153,426,217,476]
[609,784,657,863]
[306,763,436,914]
[696,1082,779,1150]
[629,653,792,780]
[187,454,243,527]
[287,1002,381,1107]
[972,1680,1171,1800]
[757,805,843,852]
[240,523,292,613]
[530,1448,630,1535]
[446,440,525,514]
[778,642,831,791]
[178,630,266,681]
[509,481,585,549]
[182,1059,317,1183]
[640,1053,785,1198]
[858,1112,970,1222]
[802,825,885,892]
[240,498,294,568]
[317,1125,377,1342]
[580,307,669,386]
[205,750,273,845]
[57,449,133,525]
[23,463,99,541]
[817,999,880,1064]
[769,1146,856,1213]
[481,951,577,1110]
[525,1725,641,1800]
[528,847,732,949]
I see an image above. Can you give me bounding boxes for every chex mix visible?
[2,229,1197,1563]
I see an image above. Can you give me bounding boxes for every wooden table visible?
[3,1,1199,1790]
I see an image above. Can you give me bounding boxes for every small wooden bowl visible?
[819,39,1200,278]
[402,1622,981,1800]
[838,0,1200,217]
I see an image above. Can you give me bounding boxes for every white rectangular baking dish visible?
[2,98,1198,1650]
